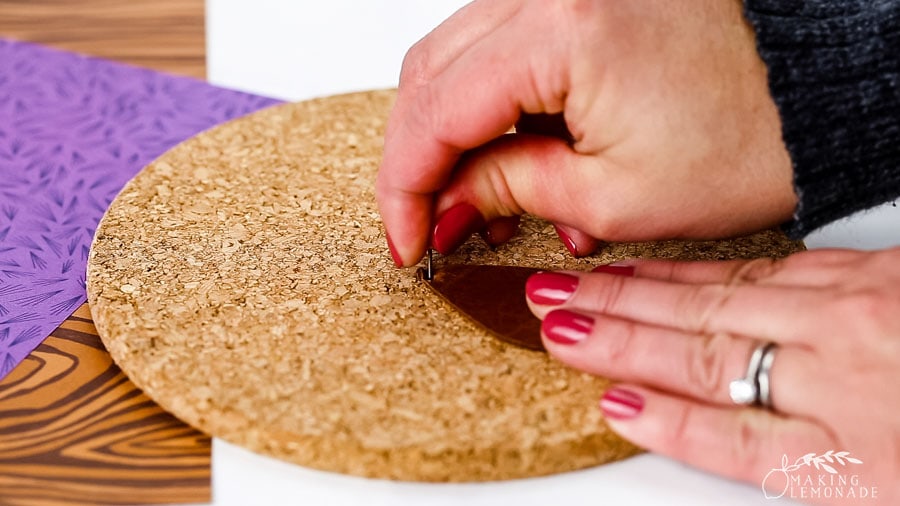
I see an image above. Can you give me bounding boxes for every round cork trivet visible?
[86,90,804,482]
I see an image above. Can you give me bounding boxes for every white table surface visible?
[204,2,899,504]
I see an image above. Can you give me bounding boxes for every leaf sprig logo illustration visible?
[762,451,863,499]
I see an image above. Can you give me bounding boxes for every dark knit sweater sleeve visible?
[742,1,900,238]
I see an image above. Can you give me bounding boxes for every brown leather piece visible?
[421,265,546,352]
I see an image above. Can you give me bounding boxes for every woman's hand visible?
[526,248,900,504]
[377,0,796,266]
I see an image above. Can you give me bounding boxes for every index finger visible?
[376,13,568,266]
[376,73,517,266]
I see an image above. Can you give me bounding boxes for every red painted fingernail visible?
[481,215,521,246]
[526,272,579,305]
[600,387,644,420]
[542,309,594,345]
[554,224,579,257]
[432,203,486,255]
[386,233,403,267]
[591,264,635,276]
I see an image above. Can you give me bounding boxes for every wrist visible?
[743,1,900,238]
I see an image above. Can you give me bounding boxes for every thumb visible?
[433,133,626,254]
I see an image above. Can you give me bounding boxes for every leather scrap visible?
[420,265,545,352]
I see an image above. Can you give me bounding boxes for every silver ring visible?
[729,342,777,407]
[757,343,777,409]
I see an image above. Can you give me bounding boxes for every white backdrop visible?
[208,0,468,100]
[205,1,898,504]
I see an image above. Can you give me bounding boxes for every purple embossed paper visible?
[0,39,281,378]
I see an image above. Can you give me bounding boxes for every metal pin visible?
[425,248,434,281]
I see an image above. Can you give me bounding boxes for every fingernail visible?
[591,264,635,276]
[600,387,645,420]
[480,215,520,246]
[554,224,579,257]
[542,309,593,345]
[432,203,486,255]
[386,233,403,267]
[526,272,579,305]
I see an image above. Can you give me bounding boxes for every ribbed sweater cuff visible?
[743,1,900,238]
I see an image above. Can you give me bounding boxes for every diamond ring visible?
[729,341,777,407]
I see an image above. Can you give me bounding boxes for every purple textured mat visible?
[0,39,281,379]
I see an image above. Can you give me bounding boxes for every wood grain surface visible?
[1,1,211,503]
[0,304,212,506]
[0,0,206,78]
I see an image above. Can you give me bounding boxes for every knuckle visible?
[588,272,629,315]
[665,400,696,451]
[451,139,525,218]
[484,156,523,216]
[552,0,602,25]
[666,403,770,480]
[464,139,525,217]
[597,317,638,365]
[730,411,766,477]
[729,258,782,284]
[833,290,892,334]
[676,284,728,334]
[407,84,444,138]
[586,207,627,239]
[399,41,433,88]
[685,333,731,400]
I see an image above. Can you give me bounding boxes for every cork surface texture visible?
[86,90,804,482]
